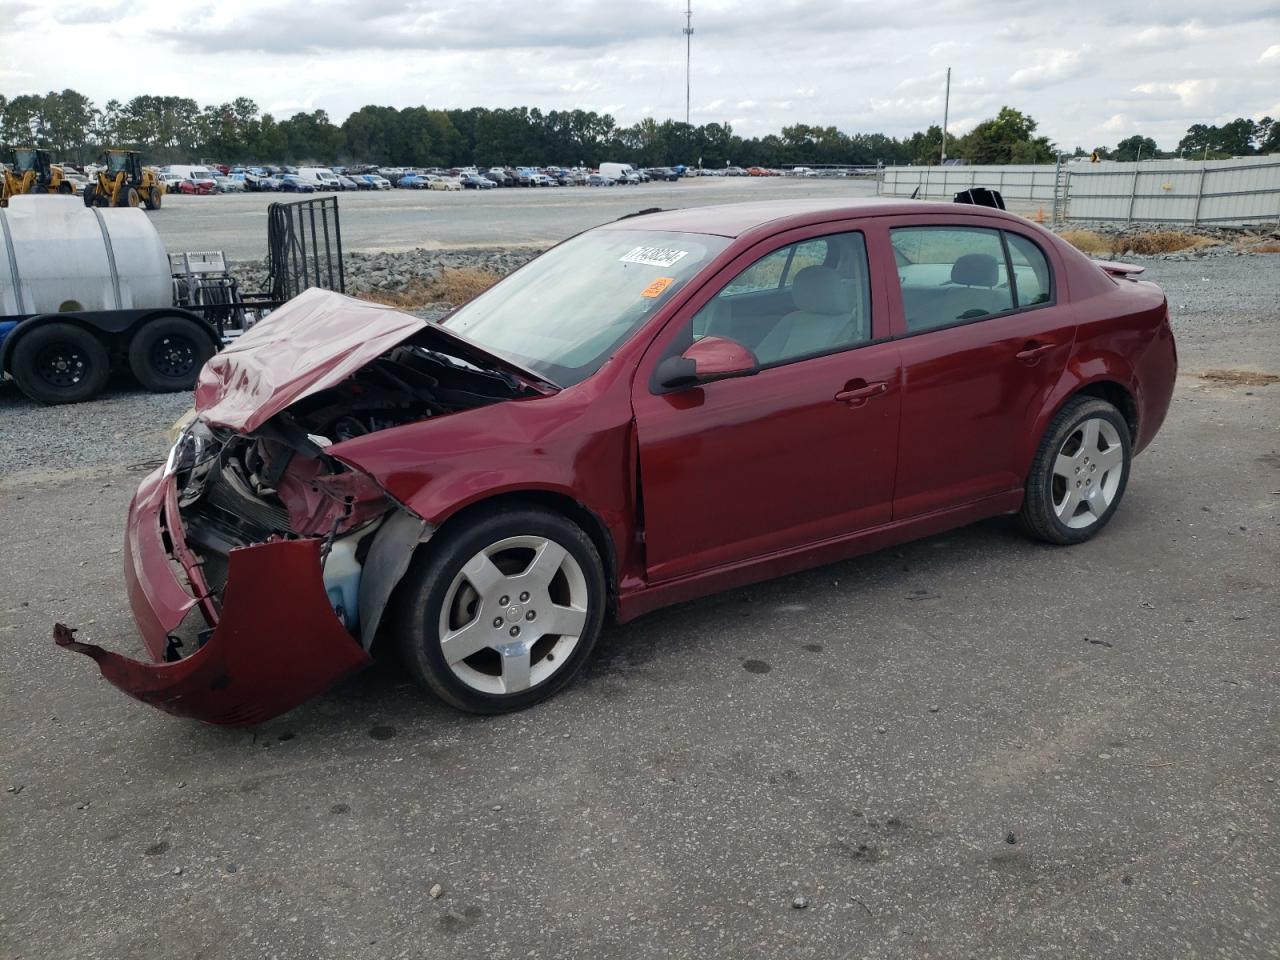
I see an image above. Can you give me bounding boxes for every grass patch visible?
[360,266,502,309]
[1058,229,1112,255]
[1243,241,1280,254]
[1120,232,1218,255]
[1058,229,1221,257]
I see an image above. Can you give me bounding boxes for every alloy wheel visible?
[437,535,589,695]
[1051,417,1125,529]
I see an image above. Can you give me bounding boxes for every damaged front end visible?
[56,290,549,725]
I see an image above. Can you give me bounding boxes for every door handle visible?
[834,381,887,406]
[1016,341,1056,363]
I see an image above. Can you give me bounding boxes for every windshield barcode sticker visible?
[620,246,689,268]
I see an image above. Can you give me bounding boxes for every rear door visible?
[887,218,1076,518]
[632,223,902,582]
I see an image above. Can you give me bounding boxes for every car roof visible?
[596,198,1026,238]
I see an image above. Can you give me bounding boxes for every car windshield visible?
[442,229,729,387]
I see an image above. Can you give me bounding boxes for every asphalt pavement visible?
[151,177,880,258]
[1,257,1278,960]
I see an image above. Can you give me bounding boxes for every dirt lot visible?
[1,257,1278,960]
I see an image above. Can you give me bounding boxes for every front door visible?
[632,226,903,583]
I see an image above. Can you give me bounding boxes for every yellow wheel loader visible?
[84,149,165,210]
[1,148,72,206]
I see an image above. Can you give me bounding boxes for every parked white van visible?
[599,162,640,184]
[297,167,343,191]
[165,165,219,187]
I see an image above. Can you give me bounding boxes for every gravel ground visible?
[3,254,1275,479]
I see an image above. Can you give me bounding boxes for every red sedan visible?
[57,198,1177,723]
[177,178,216,195]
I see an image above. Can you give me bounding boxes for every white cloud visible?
[1122,20,1206,48]
[1008,48,1087,90]
[0,0,1276,153]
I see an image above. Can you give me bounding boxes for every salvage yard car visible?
[57,198,1176,725]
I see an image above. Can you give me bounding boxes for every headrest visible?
[791,266,850,315]
[951,253,999,287]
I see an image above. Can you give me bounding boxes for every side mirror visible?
[655,336,759,390]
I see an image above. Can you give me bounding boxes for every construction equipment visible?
[84,149,165,210]
[1,148,71,206]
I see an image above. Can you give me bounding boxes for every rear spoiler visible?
[1093,260,1145,278]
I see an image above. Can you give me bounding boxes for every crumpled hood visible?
[195,288,553,433]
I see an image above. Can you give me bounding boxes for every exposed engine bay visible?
[166,337,539,633]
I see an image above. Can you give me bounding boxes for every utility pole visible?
[940,67,951,164]
[684,0,694,126]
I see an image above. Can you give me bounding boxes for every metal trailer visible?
[0,195,344,404]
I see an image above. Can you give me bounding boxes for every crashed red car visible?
[58,198,1176,724]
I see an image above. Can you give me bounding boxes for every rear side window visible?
[1006,233,1052,306]
[891,227,1013,333]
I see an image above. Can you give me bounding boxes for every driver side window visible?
[689,231,872,368]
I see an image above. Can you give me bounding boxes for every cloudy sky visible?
[3,0,1278,150]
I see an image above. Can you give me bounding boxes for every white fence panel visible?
[879,164,1059,205]
[879,157,1280,227]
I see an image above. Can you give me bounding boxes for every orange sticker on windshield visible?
[641,277,675,298]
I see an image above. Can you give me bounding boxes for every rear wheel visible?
[127,316,215,392]
[83,184,97,207]
[10,322,110,404]
[1019,396,1131,544]
[56,182,72,195]
[145,187,162,210]
[396,504,606,713]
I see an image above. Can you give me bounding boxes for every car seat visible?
[932,253,1010,325]
[754,266,858,365]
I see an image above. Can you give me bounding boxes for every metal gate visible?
[266,196,346,301]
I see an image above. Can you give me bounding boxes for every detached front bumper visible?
[55,468,371,725]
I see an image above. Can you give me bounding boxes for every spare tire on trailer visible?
[127,315,216,392]
[10,321,111,404]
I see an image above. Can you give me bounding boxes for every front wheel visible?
[396,504,607,713]
[1019,396,1131,545]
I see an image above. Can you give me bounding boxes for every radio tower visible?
[683,0,694,125]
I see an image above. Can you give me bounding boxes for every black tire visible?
[10,322,110,404]
[146,187,162,210]
[83,184,97,207]
[56,182,72,195]
[116,186,140,208]
[1019,396,1132,545]
[126,316,216,392]
[396,503,607,714]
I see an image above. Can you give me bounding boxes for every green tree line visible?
[2,90,1274,168]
